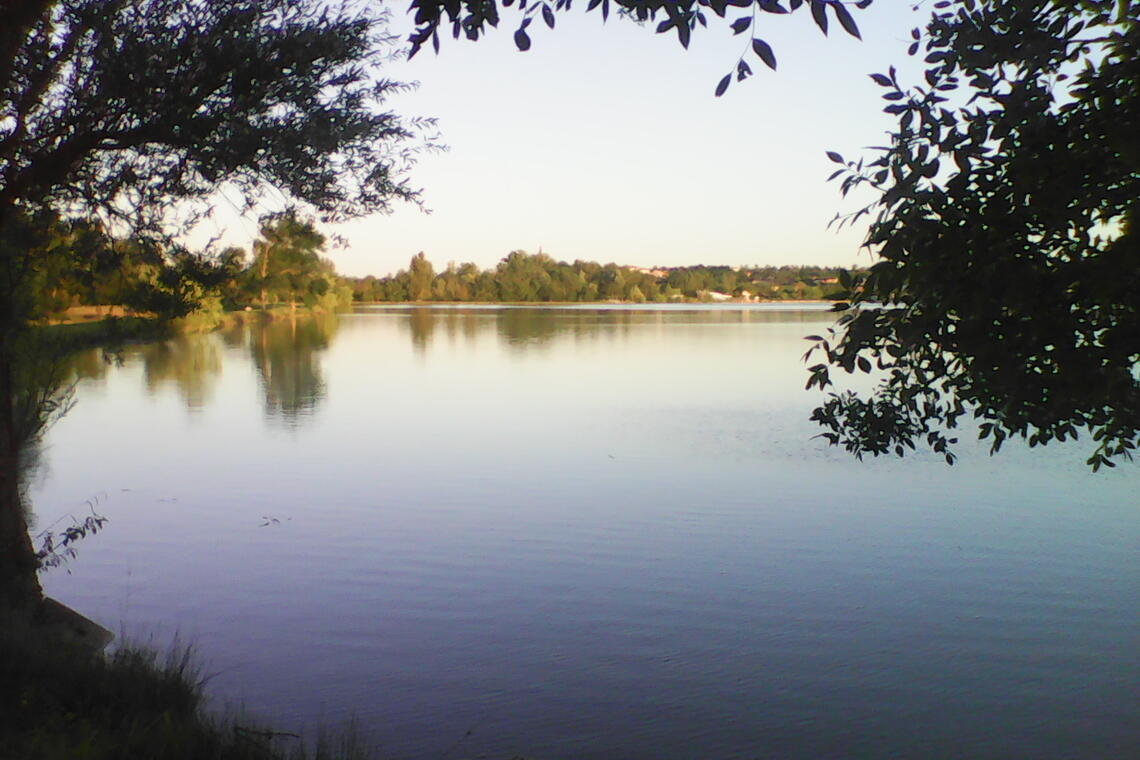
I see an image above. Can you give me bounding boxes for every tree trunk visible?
[0,340,44,616]
[259,241,270,310]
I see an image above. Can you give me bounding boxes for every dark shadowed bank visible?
[0,618,377,760]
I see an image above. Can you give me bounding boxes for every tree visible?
[0,0,431,610]
[1,0,429,229]
[1,0,433,334]
[405,0,868,96]
[250,211,328,309]
[408,252,436,301]
[805,0,1140,469]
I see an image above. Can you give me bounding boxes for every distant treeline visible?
[348,251,853,303]
[26,212,853,323]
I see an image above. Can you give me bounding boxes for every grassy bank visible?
[31,316,172,354]
[0,621,372,760]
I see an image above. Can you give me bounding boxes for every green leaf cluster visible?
[810,0,1140,469]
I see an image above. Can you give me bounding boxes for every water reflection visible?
[9,304,827,618]
[50,313,338,426]
[50,308,834,431]
[28,304,1140,760]
[249,314,336,423]
[2,305,826,643]
[404,308,437,353]
[383,304,834,352]
[139,336,223,410]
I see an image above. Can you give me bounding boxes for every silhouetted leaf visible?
[832,2,860,38]
[752,38,777,69]
[809,0,828,34]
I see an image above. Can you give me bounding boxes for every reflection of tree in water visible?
[0,314,341,617]
[402,308,486,352]
[16,314,338,427]
[249,314,336,424]
[395,306,829,353]
[63,348,112,383]
[497,309,573,347]
[404,308,436,352]
[139,335,222,410]
[55,336,227,412]
[399,307,579,351]
[218,322,248,350]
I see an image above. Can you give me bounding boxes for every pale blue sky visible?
[196,2,931,277]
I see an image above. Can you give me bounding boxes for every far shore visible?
[31,299,840,355]
[40,298,842,332]
[354,298,840,307]
[36,303,336,328]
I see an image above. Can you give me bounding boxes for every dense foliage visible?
[806,0,1140,469]
[1,0,428,227]
[26,212,353,321]
[1,0,433,340]
[349,251,849,303]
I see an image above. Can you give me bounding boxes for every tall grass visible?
[0,621,375,760]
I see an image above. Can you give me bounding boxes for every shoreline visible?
[353,298,841,307]
[31,305,345,357]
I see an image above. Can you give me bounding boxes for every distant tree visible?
[473,271,500,301]
[807,0,1140,469]
[507,251,559,301]
[597,264,626,301]
[14,213,221,321]
[250,212,328,309]
[408,252,436,301]
[384,272,411,302]
[15,215,114,318]
[351,252,852,305]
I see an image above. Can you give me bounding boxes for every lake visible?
[30,304,1140,759]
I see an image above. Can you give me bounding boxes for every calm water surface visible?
[31,305,1140,759]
